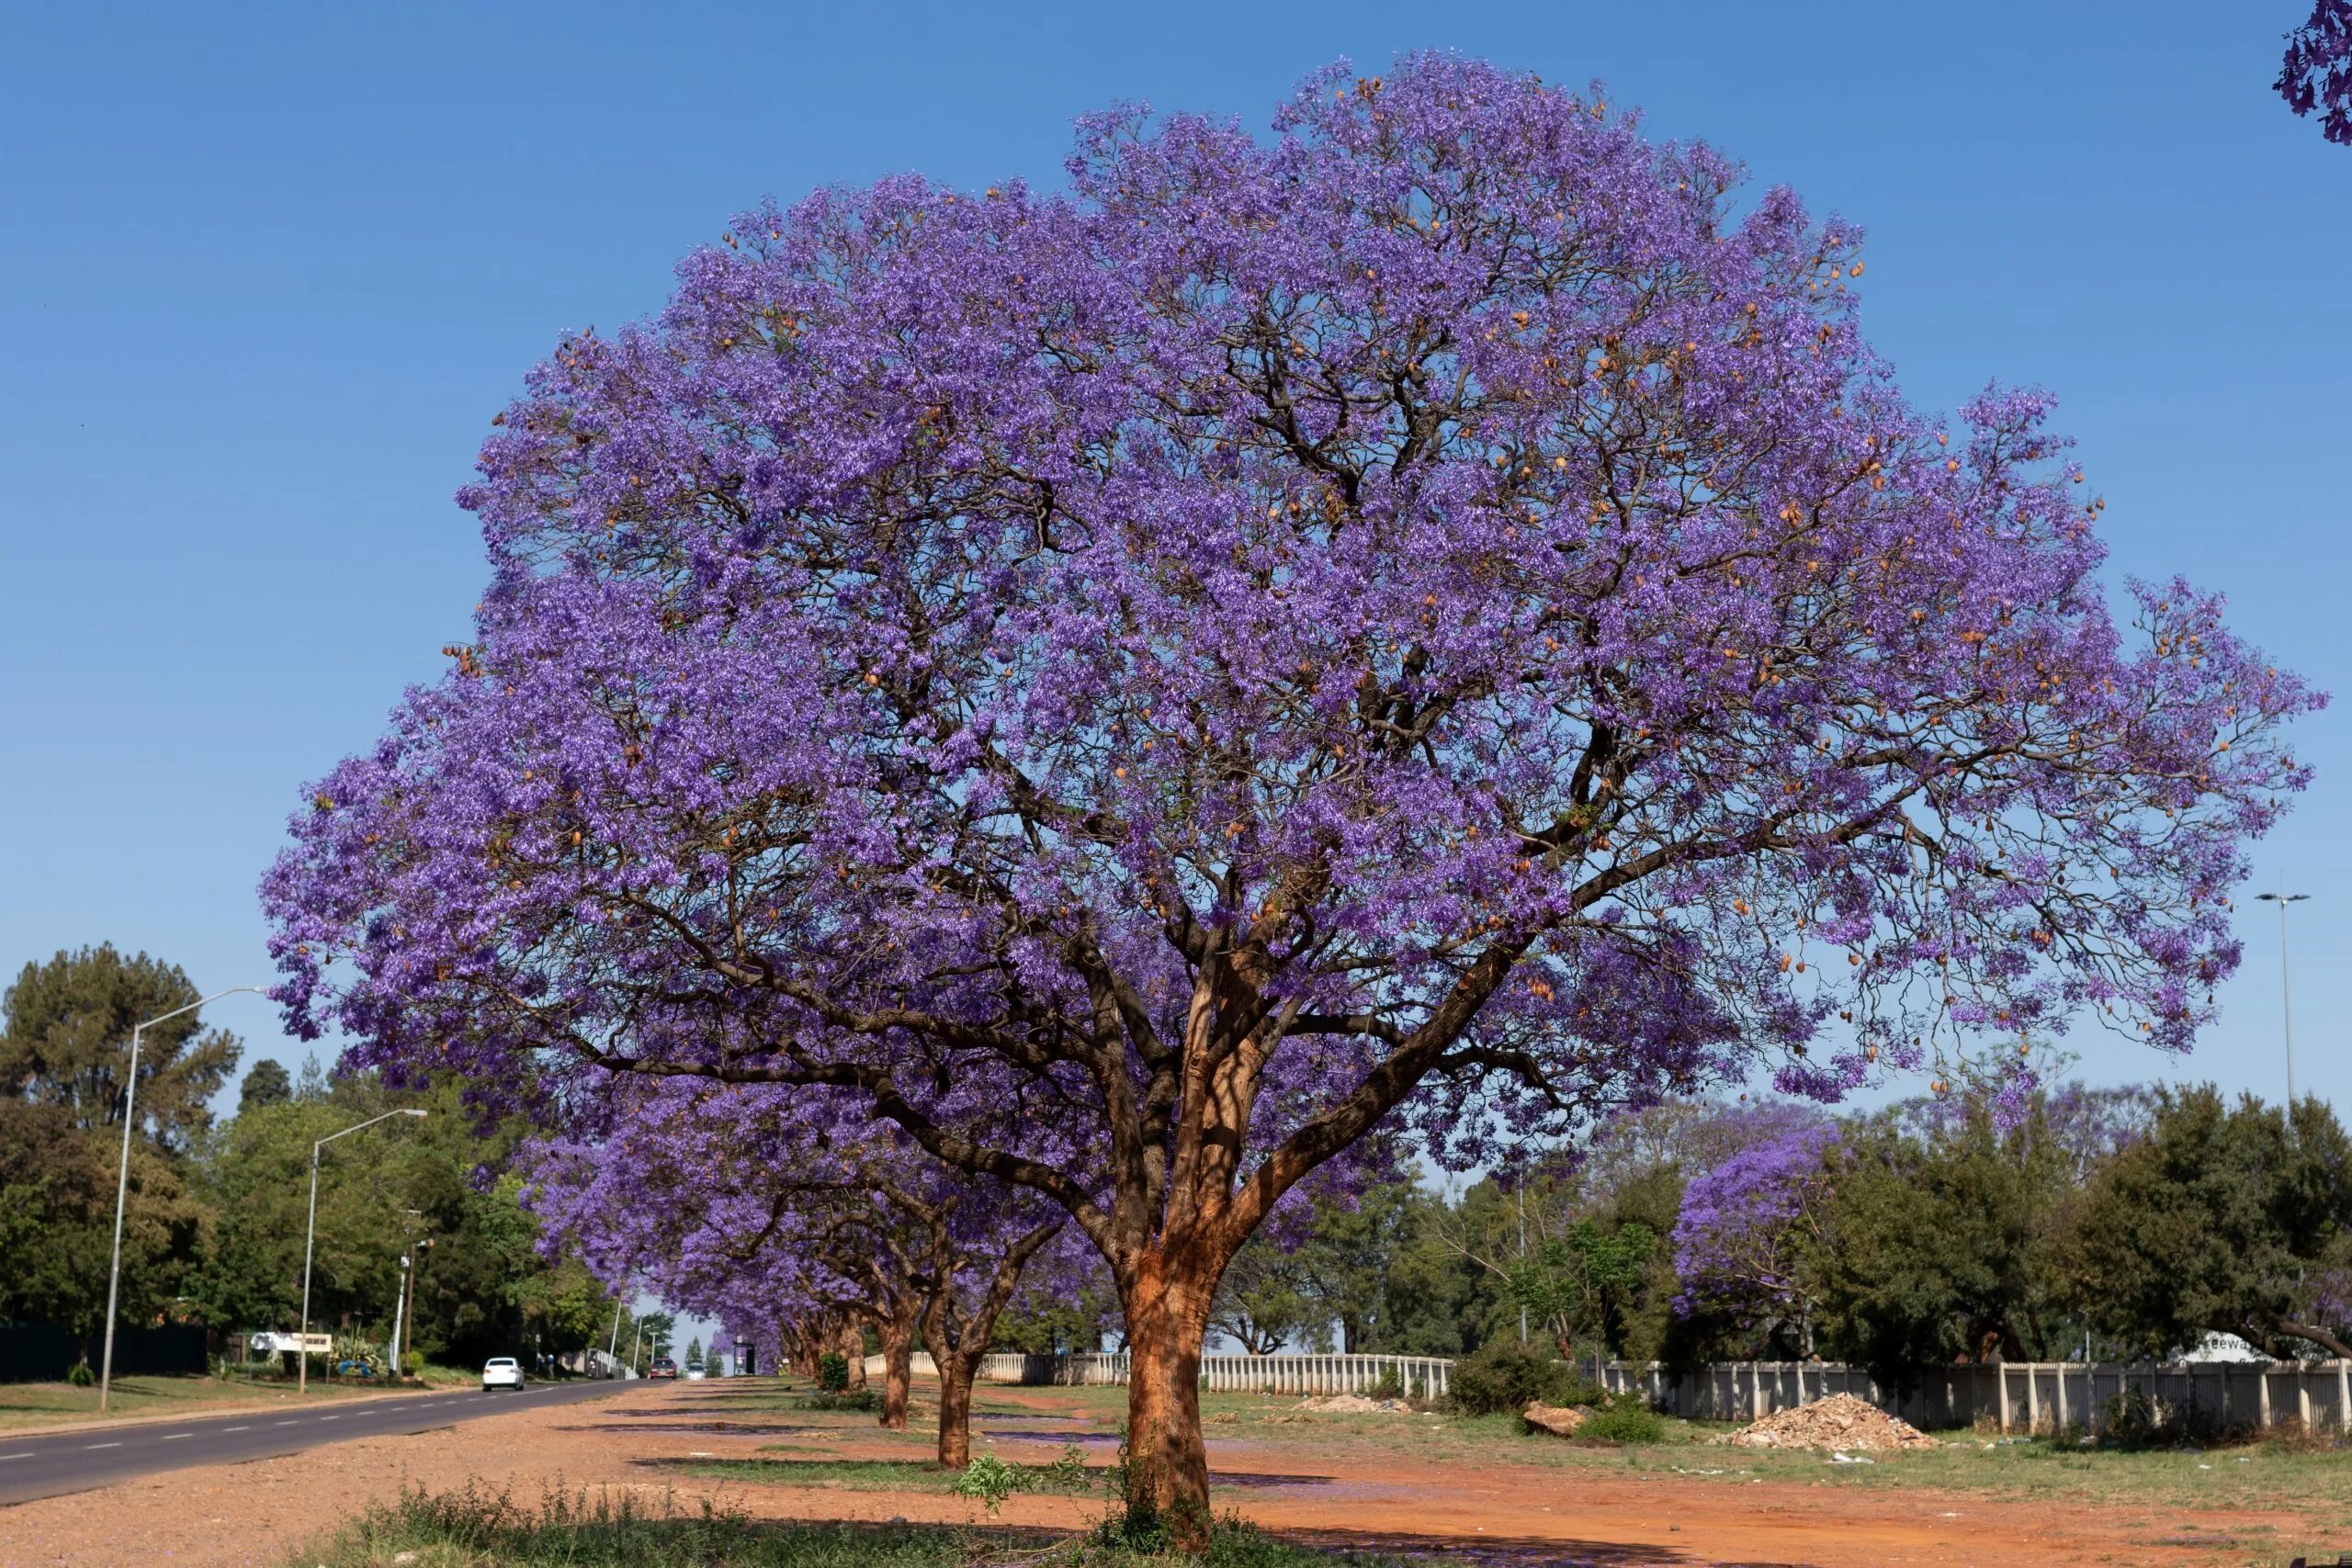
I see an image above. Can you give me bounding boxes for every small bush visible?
[951,1452,1028,1515]
[1365,1367,1404,1402]
[1444,1340,1599,1416]
[815,1351,851,1393]
[66,1359,96,1388]
[2260,1416,2344,1454]
[948,1444,1093,1515]
[1577,1392,1668,1444]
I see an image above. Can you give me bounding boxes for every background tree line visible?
[1,946,633,1373]
[1084,1073,2352,1397]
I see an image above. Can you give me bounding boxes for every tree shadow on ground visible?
[637,1453,1340,1493]
[552,1418,831,1436]
[638,1454,962,1489]
[1270,1529,1797,1566]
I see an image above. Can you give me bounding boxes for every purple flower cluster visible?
[1669,1105,1841,1321]
[2278,0,2352,145]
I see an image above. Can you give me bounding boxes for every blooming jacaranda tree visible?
[1669,1104,1841,1346]
[526,1075,1080,1461]
[265,54,2317,1533]
[2278,1,2352,145]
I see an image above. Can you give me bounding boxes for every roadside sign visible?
[249,1332,334,1355]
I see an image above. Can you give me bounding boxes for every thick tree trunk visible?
[1121,1261,1216,1549]
[937,1349,978,1468]
[879,1314,914,1429]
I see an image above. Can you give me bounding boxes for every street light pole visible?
[2255,892,2310,1118]
[99,986,267,1413]
[299,1109,427,1393]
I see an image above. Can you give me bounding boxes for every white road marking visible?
[0,1452,34,1461]
[319,1415,339,1421]
[223,1425,250,1432]
[273,1420,299,1427]
[85,1442,122,1450]
[162,1433,192,1441]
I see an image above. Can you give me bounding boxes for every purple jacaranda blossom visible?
[2278,1,2352,145]
[261,53,2319,1531]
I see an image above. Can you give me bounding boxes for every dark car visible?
[647,1356,679,1381]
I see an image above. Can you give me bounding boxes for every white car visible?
[684,1366,707,1381]
[481,1356,525,1393]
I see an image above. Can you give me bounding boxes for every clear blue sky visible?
[4,1,2346,1133]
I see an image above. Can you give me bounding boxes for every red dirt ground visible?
[0,1380,2325,1567]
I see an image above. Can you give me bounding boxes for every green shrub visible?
[1366,1367,1404,1402]
[815,1351,850,1393]
[1576,1392,1667,1444]
[66,1359,96,1388]
[1443,1340,1598,1416]
[950,1453,1027,1515]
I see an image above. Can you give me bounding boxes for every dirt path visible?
[0,1381,2324,1567]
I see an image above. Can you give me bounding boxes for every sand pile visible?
[1294,1393,1409,1413]
[1727,1393,1938,1450]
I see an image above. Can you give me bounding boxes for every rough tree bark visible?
[936,1355,979,1468]
[909,1206,1064,1469]
[1119,1252,1219,1536]
[877,1303,918,1429]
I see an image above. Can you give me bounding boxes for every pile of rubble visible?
[1293,1393,1410,1414]
[1726,1393,1938,1451]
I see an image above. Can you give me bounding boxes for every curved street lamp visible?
[99,986,268,1413]
[299,1108,427,1393]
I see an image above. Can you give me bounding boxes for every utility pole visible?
[1516,1185,1529,1346]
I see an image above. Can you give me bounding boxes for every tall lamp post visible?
[99,986,267,1413]
[2254,891,2310,1116]
[300,1109,426,1393]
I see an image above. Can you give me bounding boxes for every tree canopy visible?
[264,54,2313,1531]
[3,945,243,1152]
[2068,1086,2352,1359]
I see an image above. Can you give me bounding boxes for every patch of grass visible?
[665,1378,2352,1520]
[291,1482,1415,1566]
[1574,1393,1668,1444]
[677,1447,1095,1498]
[795,1388,884,1414]
[0,1371,450,1432]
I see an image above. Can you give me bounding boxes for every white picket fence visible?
[976,1350,1452,1399]
[956,1348,2352,1435]
[1597,1358,2352,1435]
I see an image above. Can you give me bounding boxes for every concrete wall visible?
[1597,1358,2352,1435]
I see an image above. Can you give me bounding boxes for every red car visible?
[647,1356,679,1381]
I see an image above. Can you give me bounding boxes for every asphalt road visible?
[0,1378,632,1507]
